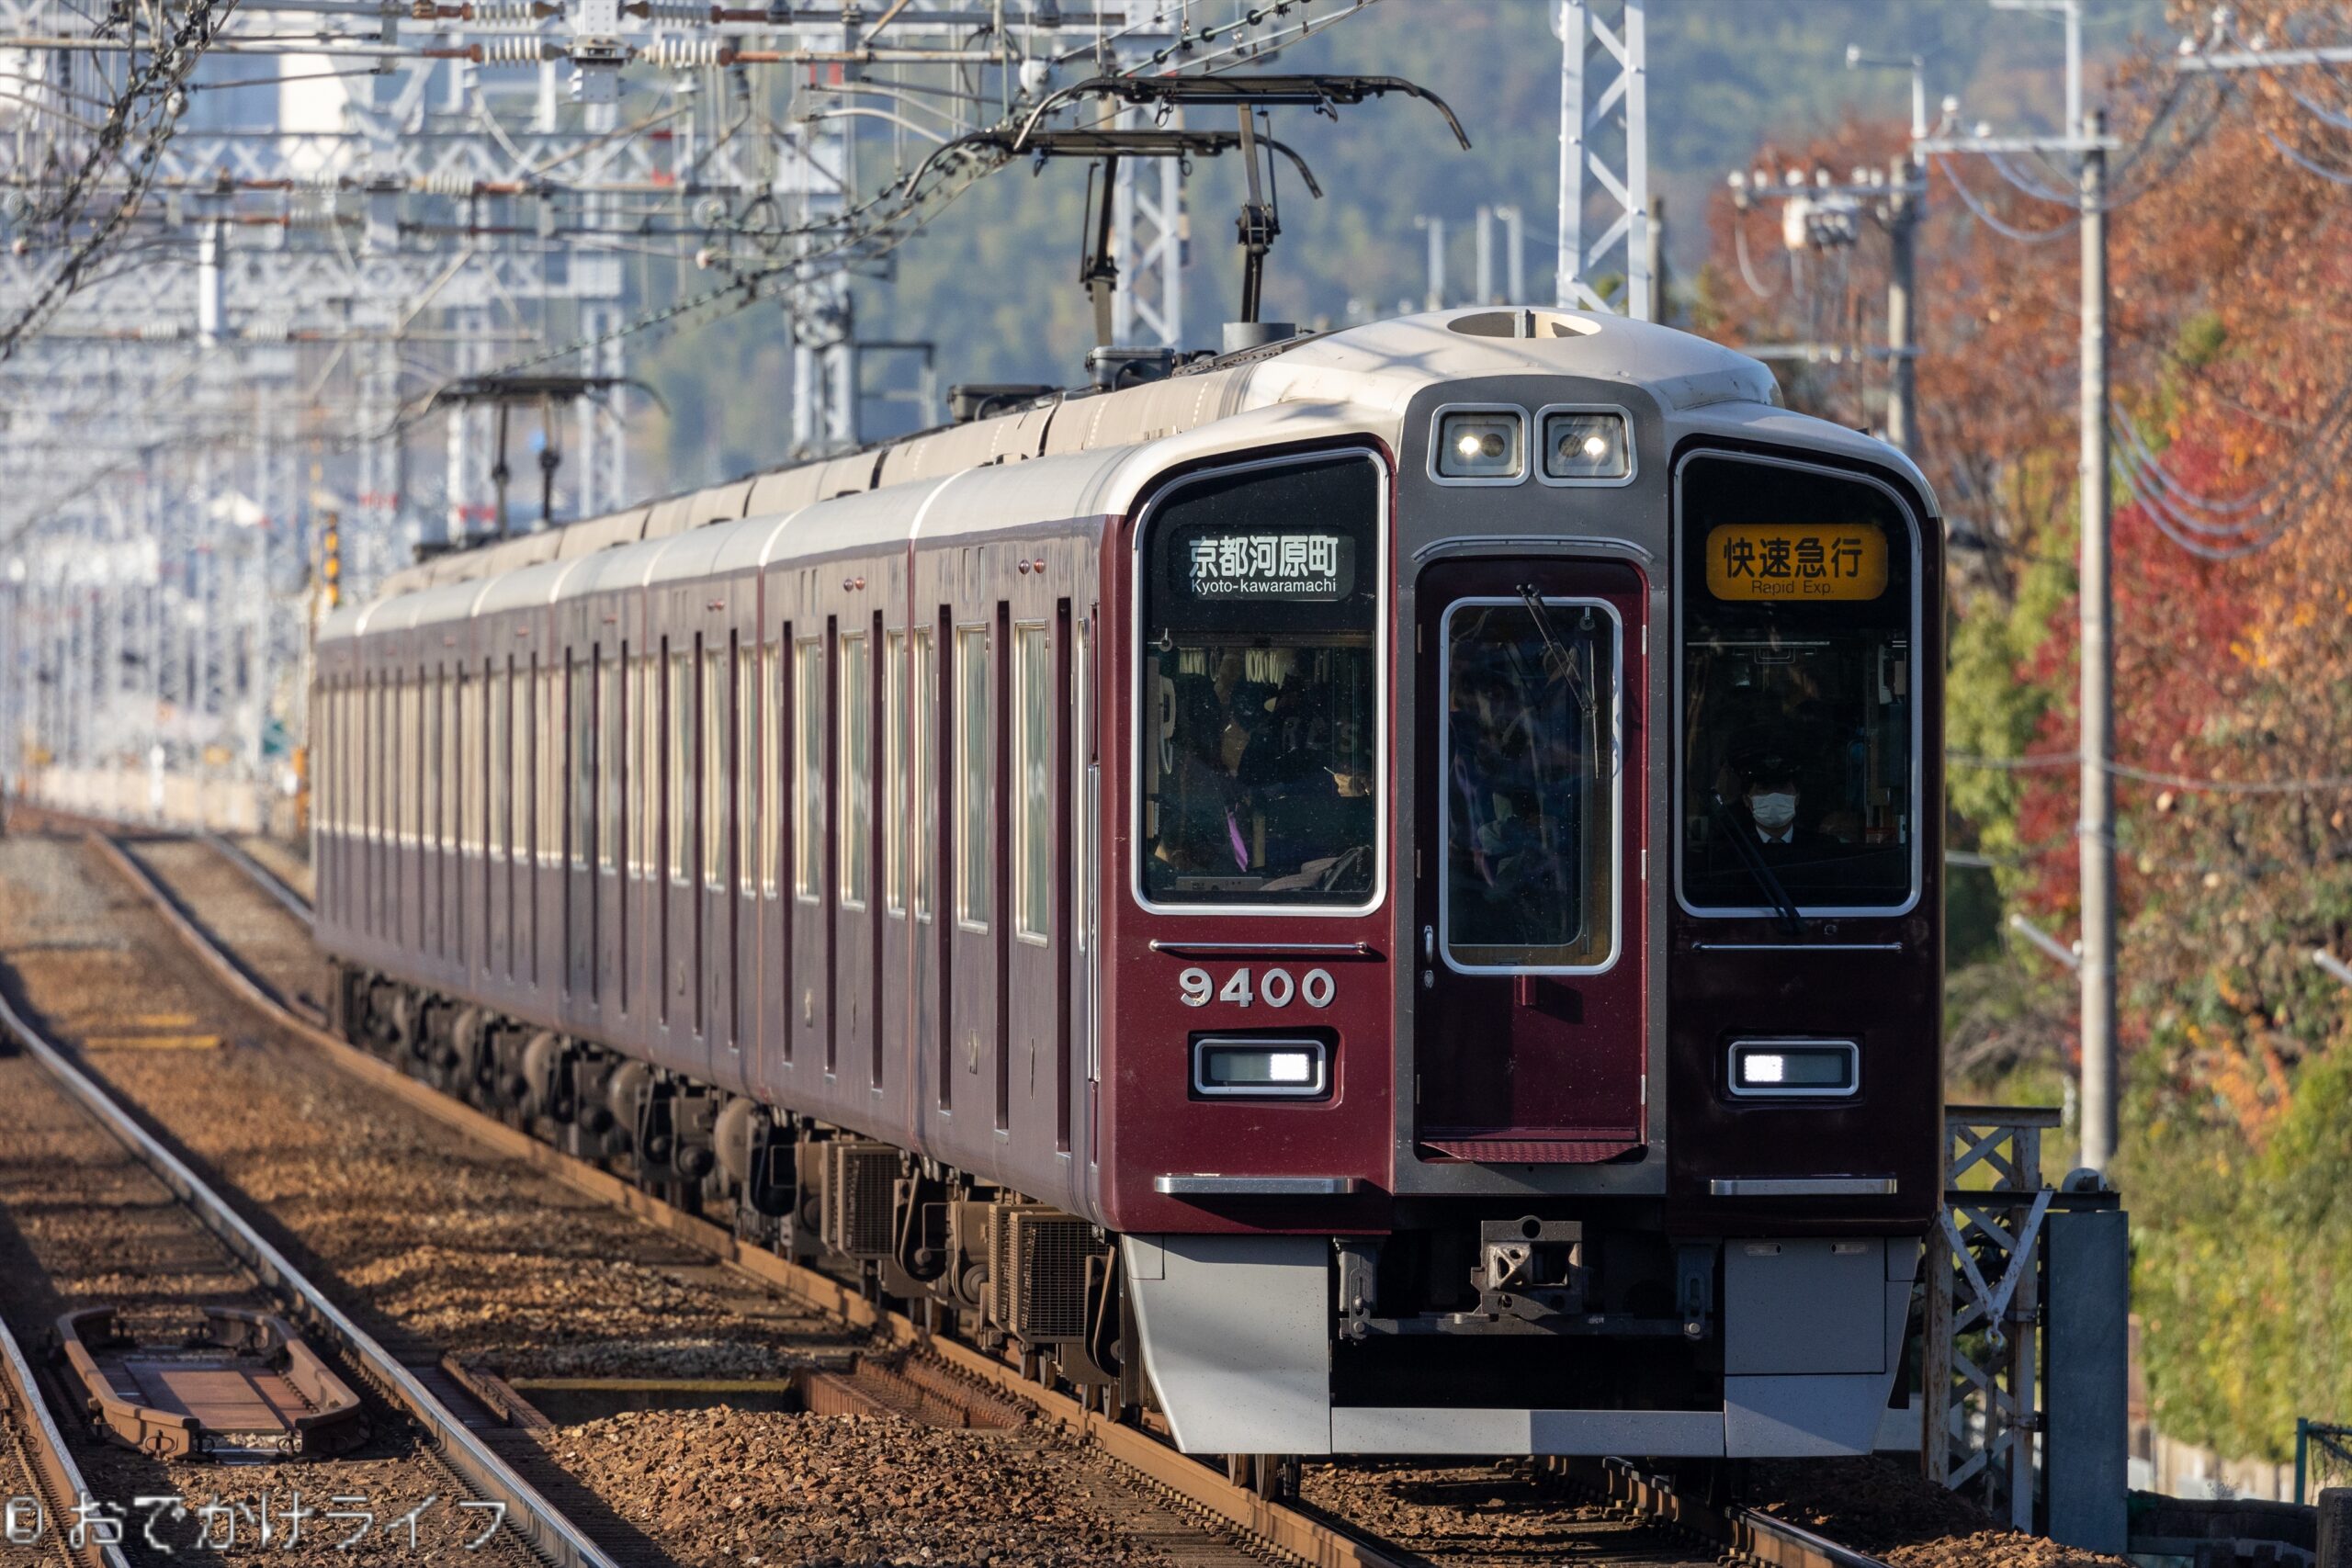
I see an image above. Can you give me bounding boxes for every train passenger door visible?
[1412,558,1647,1163]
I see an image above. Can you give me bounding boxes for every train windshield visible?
[1678,454,1918,914]
[1136,454,1383,909]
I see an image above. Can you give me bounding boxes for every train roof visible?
[322,308,1928,649]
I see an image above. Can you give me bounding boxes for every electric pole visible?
[1414,215,1447,310]
[2077,107,2116,1174]
[1884,154,1917,455]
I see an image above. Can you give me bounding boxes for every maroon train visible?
[311,306,1942,1462]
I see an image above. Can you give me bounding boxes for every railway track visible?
[0,958,619,1568]
[36,812,1898,1568]
[0,1302,129,1568]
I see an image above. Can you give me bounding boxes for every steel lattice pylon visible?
[1554,0,1651,320]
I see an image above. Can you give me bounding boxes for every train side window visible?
[884,629,907,915]
[1013,621,1052,943]
[911,626,936,920]
[761,638,781,897]
[839,626,871,909]
[794,636,823,901]
[955,624,990,930]
[703,645,725,891]
[667,649,691,886]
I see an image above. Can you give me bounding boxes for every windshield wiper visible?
[1710,794,1804,937]
[1517,585,1596,716]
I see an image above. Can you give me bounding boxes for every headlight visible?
[1541,409,1632,481]
[1727,1038,1858,1098]
[1432,408,1525,482]
[1193,1036,1329,1099]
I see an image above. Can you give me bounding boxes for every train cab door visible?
[1412,558,1648,1164]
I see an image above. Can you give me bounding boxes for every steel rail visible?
[195,829,311,922]
[0,859,623,1568]
[0,1303,130,1568]
[129,826,1894,1568]
[106,831,1415,1568]
[1575,1458,1897,1568]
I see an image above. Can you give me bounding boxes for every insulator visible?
[474,35,552,62]
[635,0,710,20]
[464,1,545,20]
[417,173,475,197]
[634,36,724,67]
[137,322,179,341]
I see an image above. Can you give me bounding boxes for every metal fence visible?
[2295,1418,2352,1506]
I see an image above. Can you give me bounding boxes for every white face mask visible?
[1749,792,1797,832]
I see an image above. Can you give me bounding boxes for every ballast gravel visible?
[532,1406,1175,1568]
[1748,1458,2136,1568]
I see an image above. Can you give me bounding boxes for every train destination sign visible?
[1180,529,1356,601]
[1703,523,1887,602]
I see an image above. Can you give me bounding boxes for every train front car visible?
[1105,309,1942,1461]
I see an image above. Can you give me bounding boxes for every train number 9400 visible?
[1178,966,1336,1010]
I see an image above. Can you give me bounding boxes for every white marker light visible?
[1193,1038,1329,1098]
[1728,1039,1859,1096]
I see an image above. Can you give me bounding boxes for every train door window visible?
[703,645,725,891]
[435,667,451,851]
[494,659,513,863]
[761,638,781,897]
[737,640,756,891]
[571,653,594,872]
[1134,451,1385,911]
[910,626,936,920]
[636,654,656,877]
[884,630,907,915]
[603,647,623,873]
[1013,621,1052,942]
[521,659,537,869]
[794,636,823,900]
[1676,453,1920,916]
[955,624,989,929]
[444,670,459,855]
[415,672,429,851]
[668,649,692,886]
[473,661,490,856]
[838,626,871,909]
[428,670,446,854]
[456,668,472,853]
[1439,597,1621,973]
[542,660,561,868]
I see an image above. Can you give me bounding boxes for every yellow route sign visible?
[1704,523,1887,602]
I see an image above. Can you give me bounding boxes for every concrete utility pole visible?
[1884,154,1918,455]
[1415,215,1447,310]
[1476,206,1495,303]
[2077,107,2116,1175]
